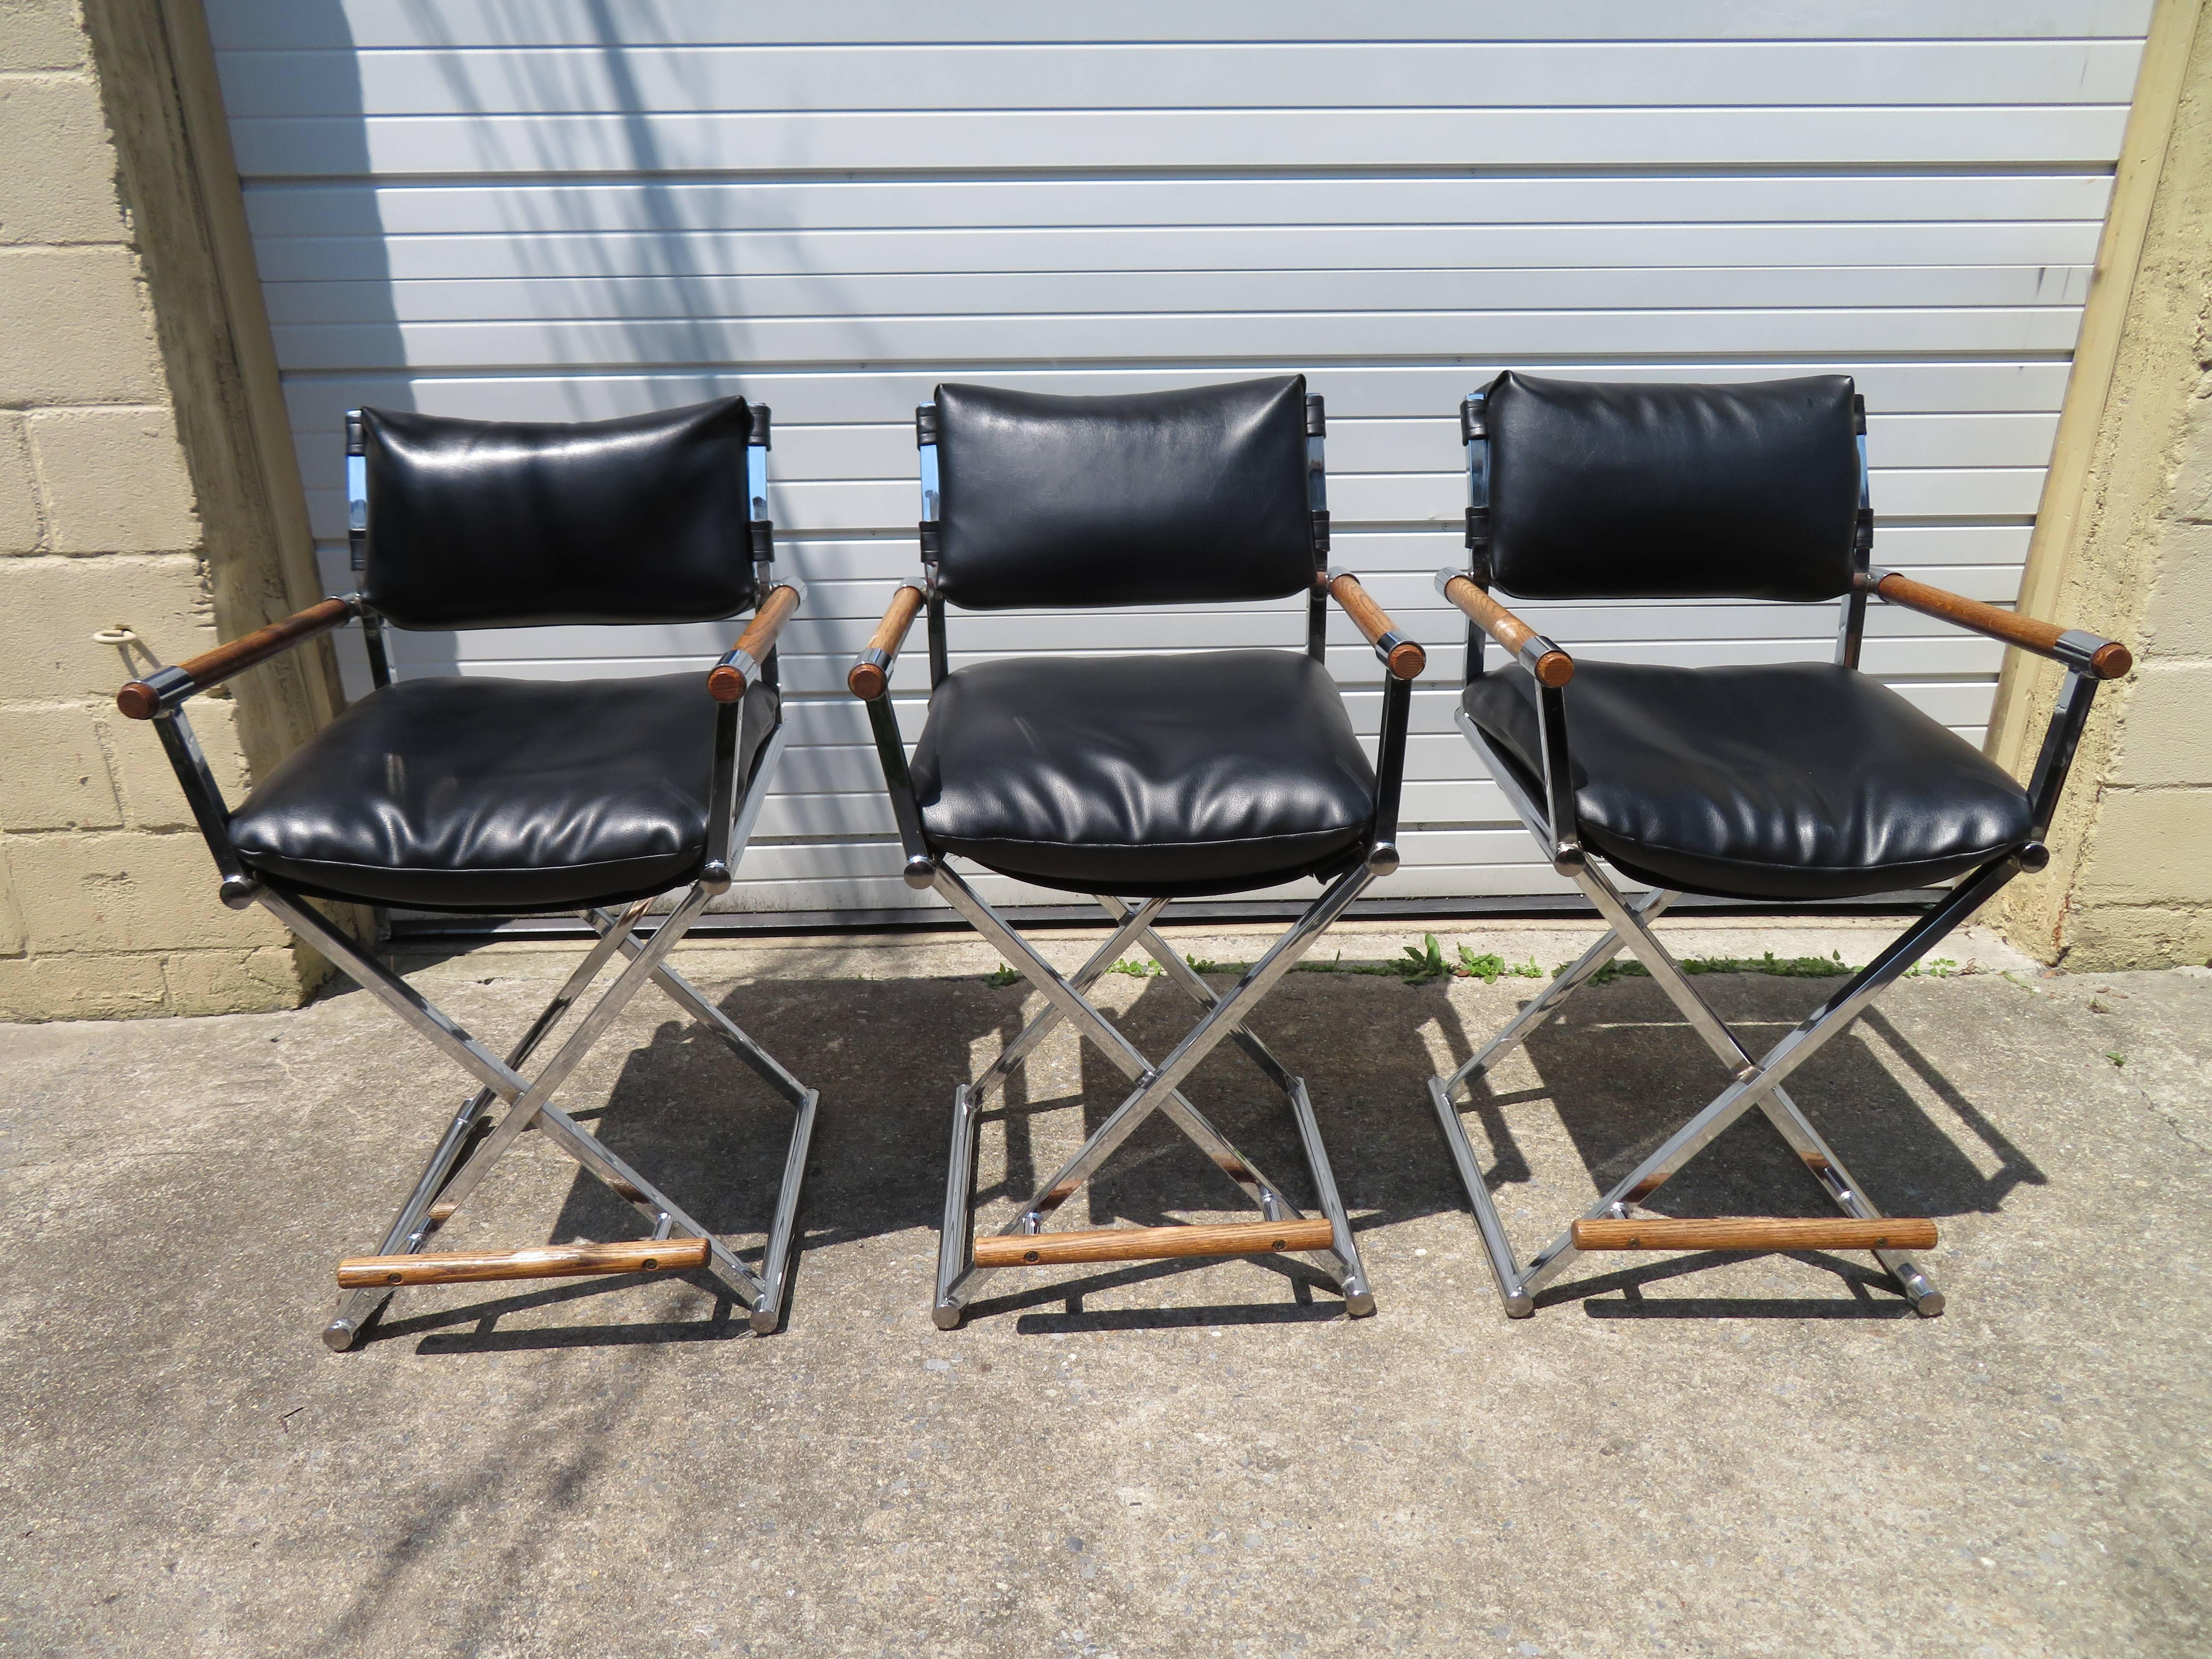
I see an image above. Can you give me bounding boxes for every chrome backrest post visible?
[1462,390,1490,684]
[1306,393,1329,662]
[345,410,389,690]
[1836,394,1872,669]
[345,408,367,573]
[747,403,778,692]
[917,405,949,688]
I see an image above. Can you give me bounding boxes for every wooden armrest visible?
[117,594,360,719]
[847,582,926,699]
[707,580,804,701]
[1438,572,1573,687]
[1324,570,1425,680]
[1869,570,2131,680]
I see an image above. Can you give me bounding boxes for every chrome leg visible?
[408,884,715,1222]
[750,1085,818,1333]
[1426,1073,1534,1316]
[1574,865,1944,1314]
[320,905,647,1349]
[526,1097,766,1306]
[1516,860,2017,1299]
[399,898,654,1181]
[934,1084,981,1330]
[937,870,1335,1230]
[317,899,660,1348]
[927,861,1377,1321]
[969,896,1171,1109]
[581,926,822,1326]
[1284,1076,1374,1316]
[1426,888,1677,1317]
[1027,864,1371,1215]
[323,1099,488,1350]
[265,877,796,1340]
[1756,1094,1944,1316]
[1106,898,1356,1289]
[1438,889,1678,1100]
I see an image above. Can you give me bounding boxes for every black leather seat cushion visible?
[1463,661,2032,901]
[913,650,1376,898]
[230,674,777,913]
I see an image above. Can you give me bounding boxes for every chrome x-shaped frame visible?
[1429,710,2056,1314]
[1427,731,1993,1317]
[924,861,1380,1328]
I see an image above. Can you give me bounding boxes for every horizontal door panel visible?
[209,2,2155,51]
[243,172,2119,240]
[263,263,2096,326]
[282,361,2078,437]
[229,108,2133,181]
[271,306,2090,375]
[220,41,2142,120]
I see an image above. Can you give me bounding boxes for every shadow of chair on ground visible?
[364,960,2043,1348]
[1449,973,2044,1319]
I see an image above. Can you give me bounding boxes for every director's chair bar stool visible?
[850,376,1425,1328]
[116,398,819,1347]
[1426,372,2129,1317]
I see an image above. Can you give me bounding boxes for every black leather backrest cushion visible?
[932,376,1314,609]
[360,399,758,629]
[1484,372,1860,602]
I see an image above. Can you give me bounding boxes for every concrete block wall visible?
[2064,380,2212,964]
[0,0,336,1019]
[1995,5,2212,971]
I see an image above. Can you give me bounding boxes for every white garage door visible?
[204,2,2149,920]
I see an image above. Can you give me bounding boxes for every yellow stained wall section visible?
[1993,0,2212,970]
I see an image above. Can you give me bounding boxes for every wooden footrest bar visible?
[973,1217,1336,1268]
[337,1237,710,1288]
[1571,1217,1938,1253]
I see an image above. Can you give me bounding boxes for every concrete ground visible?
[0,915,2206,1658]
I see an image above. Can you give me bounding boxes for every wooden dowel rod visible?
[1871,572,2131,680]
[336,1237,709,1288]
[847,583,926,699]
[118,596,358,719]
[972,1217,1334,1268]
[1325,572,1426,680]
[1570,1217,1937,1253]
[1441,574,1573,687]
[707,582,802,701]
